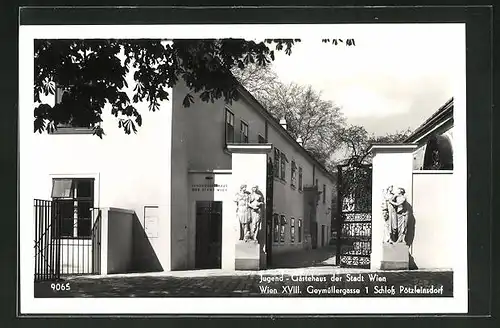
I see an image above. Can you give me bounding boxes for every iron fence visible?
[34,199,101,281]
[335,164,373,268]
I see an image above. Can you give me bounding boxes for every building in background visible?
[31,76,335,276]
[405,98,454,171]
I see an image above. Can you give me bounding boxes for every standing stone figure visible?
[388,187,409,243]
[248,185,264,242]
[381,185,396,243]
[234,184,251,241]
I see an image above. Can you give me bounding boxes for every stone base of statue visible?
[380,243,409,270]
[235,240,265,270]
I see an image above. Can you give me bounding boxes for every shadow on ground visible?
[270,245,338,268]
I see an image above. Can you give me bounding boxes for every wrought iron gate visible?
[265,157,274,266]
[34,199,102,281]
[34,200,60,281]
[335,163,372,268]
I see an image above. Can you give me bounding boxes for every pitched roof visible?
[405,97,454,143]
[235,84,335,182]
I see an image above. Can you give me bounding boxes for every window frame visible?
[225,107,235,144]
[240,120,249,143]
[280,153,287,181]
[279,214,286,243]
[273,213,280,243]
[48,85,96,134]
[290,217,295,243]
[274,148,281,178]
[323,184,326,203]
[291,161,297,188]
[51,178,95,239]
[298,218,303,243]
[298,167,303,191]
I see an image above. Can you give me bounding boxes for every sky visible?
[268,24,465,136]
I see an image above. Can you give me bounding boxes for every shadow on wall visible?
[130,213,163,273]
[405,202,418,270]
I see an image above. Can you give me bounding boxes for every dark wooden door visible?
[195,201,222,269]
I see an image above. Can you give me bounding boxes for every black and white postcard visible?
[19,21,468,315]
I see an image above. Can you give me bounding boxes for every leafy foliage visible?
[34,38,302,137]
[233,65,345,170]
[338,125,413,165]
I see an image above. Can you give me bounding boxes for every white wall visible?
[174,81,232,171]
[30,88,174,272]
[411,171,454,269]
[370,145,417,269]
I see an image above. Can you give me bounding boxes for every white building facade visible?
[30,79,335,274]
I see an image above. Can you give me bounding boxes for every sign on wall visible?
[144,206,159,238]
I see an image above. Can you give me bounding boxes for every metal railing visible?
[34,199,101,281]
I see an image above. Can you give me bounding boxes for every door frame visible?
[194,200,223,269]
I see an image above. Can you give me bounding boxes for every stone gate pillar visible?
[369,144,418,270]
[226,144,272,270]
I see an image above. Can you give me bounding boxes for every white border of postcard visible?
[19,23,467,315]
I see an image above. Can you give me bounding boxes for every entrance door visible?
[195,201,222,269]
[321,225,325,247]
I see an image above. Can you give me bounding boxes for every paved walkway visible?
[270,245,338,268]
[34,246,453,298]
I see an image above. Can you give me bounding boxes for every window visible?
[298,219,303,242]
[240,121,249,143]
[50,85,95,131]
[280,153,287,180]
[315,178,318,187]
[51,178,94,239]
[280,215,286,242]
[291,161,297,188]
[225,109,235,143]
[273,213,280,243]
[323,184,326,203]
[274,148,280,178]
[258,134,266,144]
[290,217,295,243]
[298,167,303,191]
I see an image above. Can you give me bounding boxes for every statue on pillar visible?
[382,185,409,244]
[234,184,251,241]
[248,185,265,242]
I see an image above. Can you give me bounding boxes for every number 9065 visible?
[50,283,71,291]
